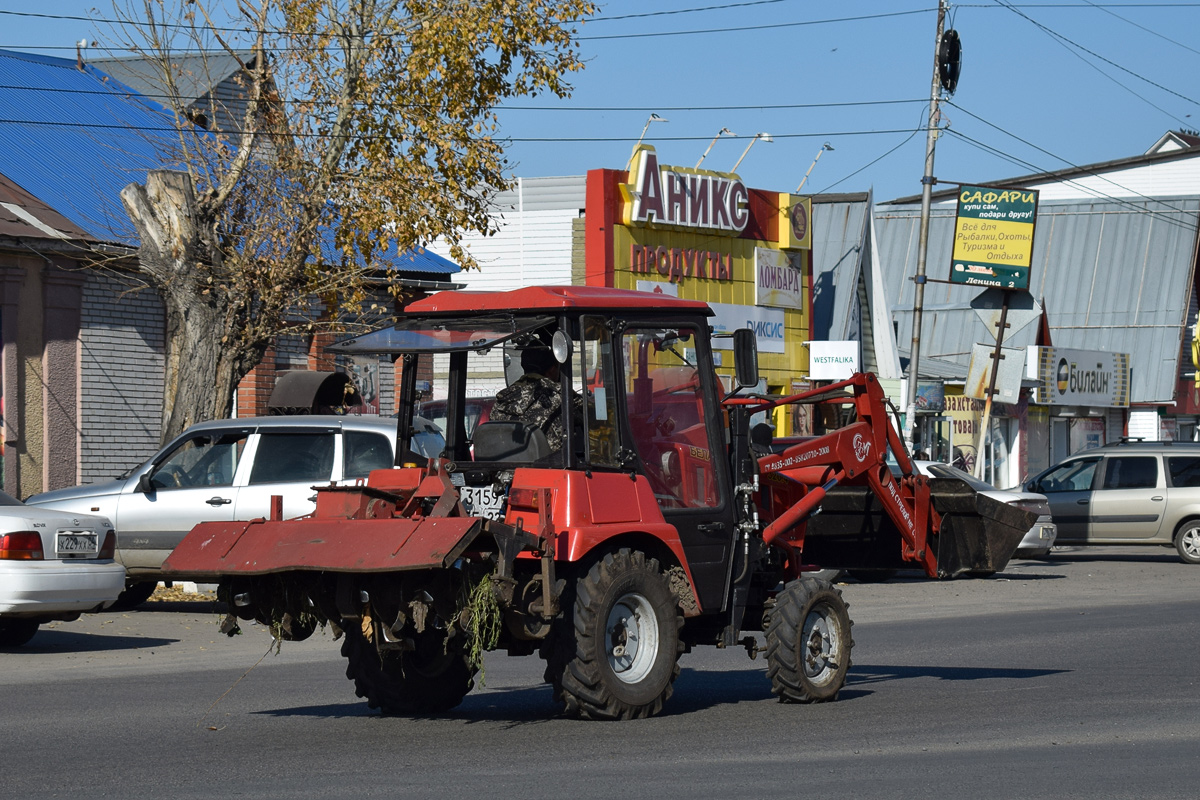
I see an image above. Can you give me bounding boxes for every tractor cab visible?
[334,303,730,511]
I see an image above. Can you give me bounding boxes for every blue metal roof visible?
[0,49,176,245]
[0,49,460,276]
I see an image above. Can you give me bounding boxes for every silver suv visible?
[1025,440,1200,564]
[26,415,442,606]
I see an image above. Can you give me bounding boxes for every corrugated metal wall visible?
[876,196,1200,403]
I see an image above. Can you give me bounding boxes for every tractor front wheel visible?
[765,577,853,703]
[552,549,683,720]
[341,620,476,715]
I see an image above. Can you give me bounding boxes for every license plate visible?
[459,486,505,520]
[56,530,98,554]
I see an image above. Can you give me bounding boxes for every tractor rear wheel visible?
[765,577,853,703]
[341,620,476,715]
[550,549,683,720]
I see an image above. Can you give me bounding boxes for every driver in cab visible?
[490,346,582,454]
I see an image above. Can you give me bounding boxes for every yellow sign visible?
[778,195,812,250]
[950,184,1039,289]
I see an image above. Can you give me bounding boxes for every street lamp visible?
[731,132,773,173]
[629,113,668,167]
[795,142,834,193]
[696,127,736,168]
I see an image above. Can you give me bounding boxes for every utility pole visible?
[903,0,949,454]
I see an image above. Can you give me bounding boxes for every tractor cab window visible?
[621,325,717,509]
[578,316,621,468]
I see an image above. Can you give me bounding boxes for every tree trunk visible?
[121,170,242,443]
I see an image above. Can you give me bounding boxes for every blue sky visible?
[3,2,1199,203]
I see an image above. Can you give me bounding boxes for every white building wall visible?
[430,176,585,291]
[1026,158,1200,201]
[438,209,578,290]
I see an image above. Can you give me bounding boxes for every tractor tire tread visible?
[552,548,683,720]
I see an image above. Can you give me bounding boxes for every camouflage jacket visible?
[490,373,581,452]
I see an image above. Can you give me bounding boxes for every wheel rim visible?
[606,592,659,684]
[1182,527,1200,559]
[801,603,843,686]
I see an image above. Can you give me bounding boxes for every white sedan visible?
[0,491,124,647]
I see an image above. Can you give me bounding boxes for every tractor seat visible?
[472,421,551,462]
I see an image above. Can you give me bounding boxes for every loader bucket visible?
[796,477,1035,579]
[925,477,1035,578]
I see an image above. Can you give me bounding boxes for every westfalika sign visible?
[622,146,750,234]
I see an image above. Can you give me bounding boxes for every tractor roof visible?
[408,285,713,316]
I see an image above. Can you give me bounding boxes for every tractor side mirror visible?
[733,328,758,389]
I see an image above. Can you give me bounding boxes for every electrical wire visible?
[948,100,1200,215]
[992,0,1200,109]
[0,80,925,114]
[590,0,791,22]
[0,114,919,144]
[812,125,924,195]
[577,9,929,40]
[1080,0,1200,57]
[942,128,1200,236]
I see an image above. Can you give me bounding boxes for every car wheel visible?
[111,581,159,611]
[0,619,39,647]
[1174,520,1200,565]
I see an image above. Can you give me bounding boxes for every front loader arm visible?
[731,373,941,577]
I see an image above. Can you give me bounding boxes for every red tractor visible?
[165,286,1030,720]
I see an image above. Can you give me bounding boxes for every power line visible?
[992,0,1200,108]
[1079,0,1200,58]
[590,0,791,22]
[812,116,925,195]
[946,128,1200,236]
[0,115,918,143]
[941,119,1199,235]
[577,9,929,40]
[0,82,924,114]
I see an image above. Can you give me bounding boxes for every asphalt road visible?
[2,546,1197,800]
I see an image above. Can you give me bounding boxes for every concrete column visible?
[42,260,84,490]
[0,262,26,494]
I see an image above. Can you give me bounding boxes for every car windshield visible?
[0,490,22,506]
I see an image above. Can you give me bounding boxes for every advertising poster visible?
[949,185,1039,289]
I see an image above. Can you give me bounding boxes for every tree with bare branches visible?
[111,0,594,441]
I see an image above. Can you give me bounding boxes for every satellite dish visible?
[938,29,962,95]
